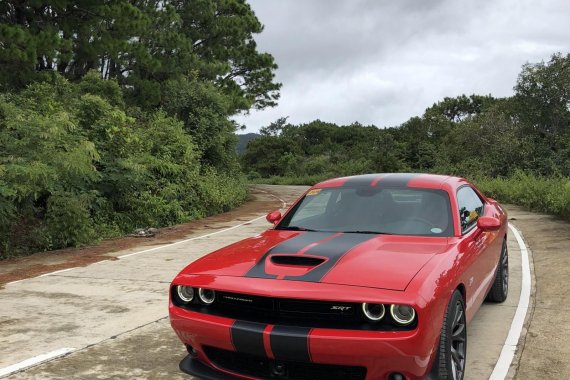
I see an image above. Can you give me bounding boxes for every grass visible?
[475,173,570,220]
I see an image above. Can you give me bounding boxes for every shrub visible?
[476,171,570,220]
[0,75,248,259]
[196,169,248,216]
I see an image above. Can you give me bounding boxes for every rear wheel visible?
[434,289,467,380]
[486,238,509,302]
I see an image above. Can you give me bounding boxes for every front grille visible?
[204,346,367,380]
[175,289,417,331]
[217,291,355,319]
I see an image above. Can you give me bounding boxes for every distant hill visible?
[237,133,260,154]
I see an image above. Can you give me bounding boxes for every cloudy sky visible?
[233,0,569,133]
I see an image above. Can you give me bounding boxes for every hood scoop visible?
[265,255,327,277]
[270,255,325,266]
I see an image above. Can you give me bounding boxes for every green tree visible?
[175,0,280,112]
[515,53,570,170]
[260,116,289,136]
[0,78,101,253]
[439,108,532,177]
[424,94,497,123]
[0,73,248,258]
[243,136,296,177]
[0,0,281,114]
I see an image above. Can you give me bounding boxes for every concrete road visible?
[503,206,570,378]
[0,185,528,379]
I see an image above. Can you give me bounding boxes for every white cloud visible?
[234,0,570,132]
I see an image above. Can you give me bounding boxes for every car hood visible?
[183,230,451,291]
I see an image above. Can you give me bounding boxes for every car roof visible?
[313,173,468,190]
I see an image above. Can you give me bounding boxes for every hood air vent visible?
[270,255,325,266]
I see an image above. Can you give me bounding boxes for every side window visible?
[457,187,484,233]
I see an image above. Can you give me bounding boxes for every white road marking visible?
[4,192,289,286]
[489,223,532,379]
[38,268,75,277]
[117,214,267,259]
[3,279,24,285]
[0,348,74,378]
[86,191,287,260]
[0,209,280,372]
[0,190,290,375]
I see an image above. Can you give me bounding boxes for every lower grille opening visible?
[204,346,367,380]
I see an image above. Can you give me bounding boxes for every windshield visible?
[277,187,453,236]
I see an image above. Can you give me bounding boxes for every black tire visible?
[486,238,509,303]
[433,289,467,380]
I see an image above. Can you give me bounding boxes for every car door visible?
[456,186,492,318]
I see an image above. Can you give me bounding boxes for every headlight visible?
[362,303,386,321]
[198,288,216,304]
[176,285,194,303]
[390,304,416,325]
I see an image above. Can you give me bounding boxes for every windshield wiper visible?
[342,230,390,235]
[278,226,318,232]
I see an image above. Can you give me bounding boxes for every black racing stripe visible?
[284,233,375,282]
[245,232,334,278]
[375,173,419,187]
[270,326,312,362]
[231,321,267,358]
[341,174,382,187]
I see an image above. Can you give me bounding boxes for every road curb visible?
[505,222,537,380]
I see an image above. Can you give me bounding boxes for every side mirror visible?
[266,210,282,225]
[477,216,501,231]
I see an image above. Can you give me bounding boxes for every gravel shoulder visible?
[507,205,570,378]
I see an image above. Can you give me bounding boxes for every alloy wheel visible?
[450,300,466,380]
[502,244,509,297]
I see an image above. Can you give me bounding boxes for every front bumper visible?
[170,306,440,380]
[180,355,239,380]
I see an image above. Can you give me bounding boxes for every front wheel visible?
[486,238,509,302]
[433,289,467,380]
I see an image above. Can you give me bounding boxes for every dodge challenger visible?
[169,173,509,380]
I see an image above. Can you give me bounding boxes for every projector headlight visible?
[390,304,416,326]
[198,288,216,305]
[175,286,194,304]
[362,303,386,321]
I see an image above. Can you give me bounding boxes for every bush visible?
[0,79,103,256]
[45,193,98,248]
[476,171,570,220]
[196,169,248,216]
[0,75,247,259]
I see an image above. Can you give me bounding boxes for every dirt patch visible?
[0,186,286,287]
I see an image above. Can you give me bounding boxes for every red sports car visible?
[169,173,509,380]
